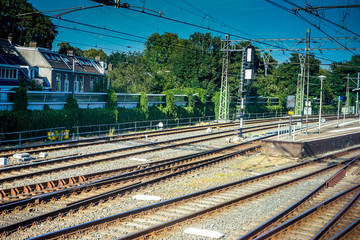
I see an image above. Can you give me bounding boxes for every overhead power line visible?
[265,0,357,55]
[50,16,222,56]
[282,0,360,38]
[56,25,145,43]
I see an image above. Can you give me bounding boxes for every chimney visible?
[67,50,74,56]
[29,41,37,48]
[108,63,113,71]
[8,35,12,43]
[95,56,101,61]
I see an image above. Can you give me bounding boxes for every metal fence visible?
[72,115,217,140]
[0,111,304,147]
[0,127,66,147]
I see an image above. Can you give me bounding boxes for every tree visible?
[10,80,28,111]
[57,42,84,57]
[0,0,57,49]
[253,53,320,100]
[329,55,360,104]
[84,48,107,60]
[108,52,154,93]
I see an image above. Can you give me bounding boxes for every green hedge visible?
[0,102,213,134]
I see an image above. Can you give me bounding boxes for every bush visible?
[10,81,28,112]
[64,95,79,110]
[140,92,149,120]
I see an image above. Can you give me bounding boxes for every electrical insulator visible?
[115,0,120,8]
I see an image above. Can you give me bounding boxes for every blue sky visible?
[29,0,360,65]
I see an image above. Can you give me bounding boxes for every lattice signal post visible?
[220,34,360,133]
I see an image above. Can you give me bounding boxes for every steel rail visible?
[254,184,360,240]
[0,124,277,185]
[312,190,360,239]
[0,122,275,175]
[0,139,261,204]
[238,156,360,240]
[0,144,260,236]
[0,117,281,157]
[0,121,236,157]
[330,217,360,240]
[1,136,357,211]
[28,154,353,240]
[0,115,339,157]
[0,144,260,202]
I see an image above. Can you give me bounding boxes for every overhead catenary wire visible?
[277,0,358,55]
[45,3,355,65]
[50,17,223,56]
[53,39,142,52]
[104,7,350,64]
[286,0,360,37]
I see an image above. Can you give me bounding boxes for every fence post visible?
[135,122,137,132]
[117,123,120,136]
[61,131,63,142]
[98,125,101,137]
[177,119,179,127]
[77,127,79,140]
[166,119,168,129]
[50,128,52,143]
[150,121,152,131]
[19,132,21,147]
[189,117,191,125]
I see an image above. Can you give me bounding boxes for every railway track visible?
[3,148,358,239]
[0,115,343,158]
[0,138,261,201]
[250,184,360,240]
[0,118,272,158]
[0,141,261,237]
[0,124,277,189]
[238,156,360,239]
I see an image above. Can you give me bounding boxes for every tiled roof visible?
[38,49,103,74]
[0,39,29,66]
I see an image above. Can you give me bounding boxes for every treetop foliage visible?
[1,0,57,49]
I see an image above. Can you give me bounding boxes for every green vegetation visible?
[0,0,57,49]
[9,81,28,112]
[1,2,360,133]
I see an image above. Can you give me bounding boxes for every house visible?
[16,43,107,92]
[0,38,37,91]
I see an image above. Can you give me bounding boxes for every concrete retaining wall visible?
[262,132,360,158]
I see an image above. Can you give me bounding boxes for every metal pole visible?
[239,48,245,138]
[278,124,280,140]
[305,29,311,134]
[289,113,293,138]
[337,97,340,127]
[356,72,359,115]
[318,76,325,133]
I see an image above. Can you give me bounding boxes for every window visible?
[90,76,94,92]
[55,55,61,61]
[44,53,51,60]
[74,75,79,92]
[63,57,70,64]
[64,74,69,92]
[0,67,17,79]
[56,73,61,91]
[80,75,84,92]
